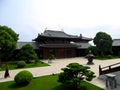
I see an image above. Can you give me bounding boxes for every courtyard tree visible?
[58,63,96,90]
[18,44,38,63]
[93,32,113,56]
[0,25,19,63]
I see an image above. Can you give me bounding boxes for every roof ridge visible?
[45,30,77,36]
[45,30,65,33]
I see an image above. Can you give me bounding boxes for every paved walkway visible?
[0,57,120,90]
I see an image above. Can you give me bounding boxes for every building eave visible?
[33,30,92,41]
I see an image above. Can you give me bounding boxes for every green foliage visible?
[106,55,113,59]
[34,59,40,64]
[17,61,26,68]
[18,44,38,63]
[0,26,18,42]
[0,61,49,71]
[14,70,33,85]
[58,63,96,89]
[0,25,18,61]
[49,54,55,60]
[86,46,100,56]
[0,74,103,90]
[94,55,118,60]
[93,32,113,56]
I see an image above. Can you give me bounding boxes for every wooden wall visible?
[43,48,76,59]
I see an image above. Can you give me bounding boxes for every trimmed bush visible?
[14,70,33,85]
[17,61,26,68]
[49,54,55,60]
[107,55,113,59]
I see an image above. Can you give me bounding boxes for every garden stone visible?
[86,51,94,65]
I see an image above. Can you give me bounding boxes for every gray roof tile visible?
[112,39,120,46]
[40,30,92,40]
[71,42,91,49]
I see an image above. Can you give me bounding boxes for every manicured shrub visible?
[34,59,39,64]
[107,55,113,59]
[14,70,33,85]
[17,61,26,68]
[49,54,55,60]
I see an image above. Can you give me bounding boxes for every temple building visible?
[112,39,120,56]
[32,30,92,59]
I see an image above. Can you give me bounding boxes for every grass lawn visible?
[0,61,49,71]
[0,74,103,90]
[94,56,119,60]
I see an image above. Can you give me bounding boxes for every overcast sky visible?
[0,0,120,42]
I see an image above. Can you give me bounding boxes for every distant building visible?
[16,30,92,59]
[112,39,120,56]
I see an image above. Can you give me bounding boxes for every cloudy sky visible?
[0,0,120,42]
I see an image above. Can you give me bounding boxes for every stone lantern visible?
[86,50,94,65]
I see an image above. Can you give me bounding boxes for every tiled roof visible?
[40,42,91,49]
[43,30,74,38]
[16,42,39,49]
[112,39,120,46]
[16,41,91,49]
[72,42,91,49]
[40,30,92,40]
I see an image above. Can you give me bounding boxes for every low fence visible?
[99,62,120,75]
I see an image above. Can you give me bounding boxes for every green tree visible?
[58,63,96,90]
[0,26,18,42]
[93,32,113,56]
[0,25,18,62]
[18,44,38,63]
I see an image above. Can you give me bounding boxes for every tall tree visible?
[93,32,113,56]
[0,25,19,62]
[18,44,38,63]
